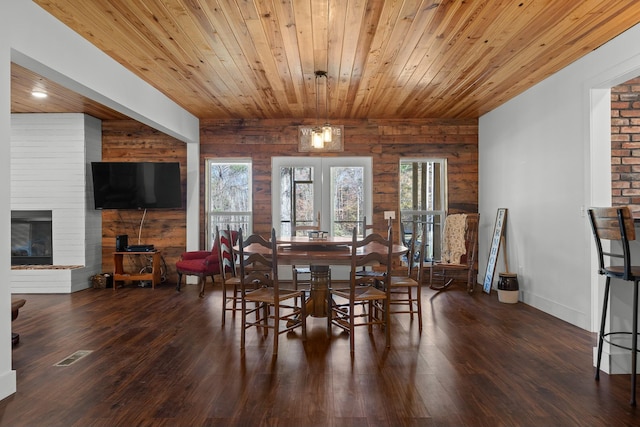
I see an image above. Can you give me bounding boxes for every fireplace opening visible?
[11,210,53,265]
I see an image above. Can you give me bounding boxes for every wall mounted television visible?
[91,162,182,209]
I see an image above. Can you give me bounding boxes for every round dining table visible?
[240,235,408,317]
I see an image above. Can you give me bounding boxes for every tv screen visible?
[91,162,182,209]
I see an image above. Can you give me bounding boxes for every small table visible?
[113,251,162,290]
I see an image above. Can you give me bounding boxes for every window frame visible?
[399,158,448,260]
[271,157,373,237]
[205,158,253,249]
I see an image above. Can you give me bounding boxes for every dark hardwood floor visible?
[1,280,638,426]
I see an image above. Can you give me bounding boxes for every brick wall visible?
[611,77,640,211]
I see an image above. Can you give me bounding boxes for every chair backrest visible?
[361,215,375,238]
[408,220,430,279]
[400,220,411,248]
[238,228,278,293]
[461,213,479,268]
[588,206,635,280]
[350,226,393,290]
[292,211,321,236]
[218,225,239,280]
[441,213,479,266]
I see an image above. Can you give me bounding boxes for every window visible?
[399,158,447,260]
[205,159,252,249]
[272,157,372,237]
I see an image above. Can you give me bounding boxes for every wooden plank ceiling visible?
[11,0,640,121]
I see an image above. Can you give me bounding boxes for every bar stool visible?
[588,206,640,406]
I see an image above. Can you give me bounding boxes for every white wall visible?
[0,0,14,400]
[0,0,200,400]
[479,23,640,371]
[10,113,102,293]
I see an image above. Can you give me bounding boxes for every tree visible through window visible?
[399,159,447,260]
[206,159,252,248]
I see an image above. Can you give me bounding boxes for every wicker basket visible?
[91,273,112,289]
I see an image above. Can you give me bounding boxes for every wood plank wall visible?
[200,118,478,239]
[101,118,478,284]
[101,121,187,282]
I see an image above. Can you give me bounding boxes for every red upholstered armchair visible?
[176,235,222,298]
[176,229,239,298]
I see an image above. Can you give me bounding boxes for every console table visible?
[113,251,162,290]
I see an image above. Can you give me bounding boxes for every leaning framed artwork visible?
[483,208,508,294]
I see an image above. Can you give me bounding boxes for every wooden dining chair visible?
[429,213,480,294]
[239,228,306,356]
[385,220,427,333]
[355,216,386,280]
[588,206,640,405]
[327,226,393,354]
[217,225,241,326]
[291,211,329,296]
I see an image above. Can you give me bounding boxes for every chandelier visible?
[311,70,332,148]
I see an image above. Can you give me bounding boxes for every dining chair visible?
[291,211,329,298]
[355,216,389,280]
[588,206,640,406]
[429,213,480,294]
[327,226,393,354]
[176,227,221,298]
[217,225,241,326]
[386,219,427,333]
[239,228,306,356]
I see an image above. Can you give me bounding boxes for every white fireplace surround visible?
[10,113,103,293]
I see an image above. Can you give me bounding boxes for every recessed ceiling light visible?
[31,91,48,98]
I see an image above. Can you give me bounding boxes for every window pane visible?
[332,166,364,237]
[210,163,250,212]
[206,160,252,248]
[295,182,314,224]
[280,166,316,234]
[399,159,446,260]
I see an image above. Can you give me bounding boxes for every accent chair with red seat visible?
[176,227,238,298]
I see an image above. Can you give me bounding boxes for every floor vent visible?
[54,350,93,367]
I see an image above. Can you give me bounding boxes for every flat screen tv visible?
[91,162,182,209]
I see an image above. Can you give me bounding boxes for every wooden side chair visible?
[327,226,393,354]
[217,225,240,326]
[355,216,389,280]
[429,213,480,294]
[588,206,640,406]
[386,220,427,333]
[291,211,328,295]
[239,228,306,356]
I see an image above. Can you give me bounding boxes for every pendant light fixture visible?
[312,70,331,148]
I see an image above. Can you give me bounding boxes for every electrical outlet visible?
[384,211,396,220]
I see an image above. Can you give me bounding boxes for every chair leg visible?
[408,287,414,318]
[198,276,207,298]
[596,277,611,381]
[176,273,183,292]
[273,302,279,356]
[222,282,228,326]
[301,292,307,341]
[631,280,639,406]
[349,300,355,355]
[262,303,269,337]
[385,298,391,348]
[417,284,423,333]
[327,293,333,338]
[241,297,246,351]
